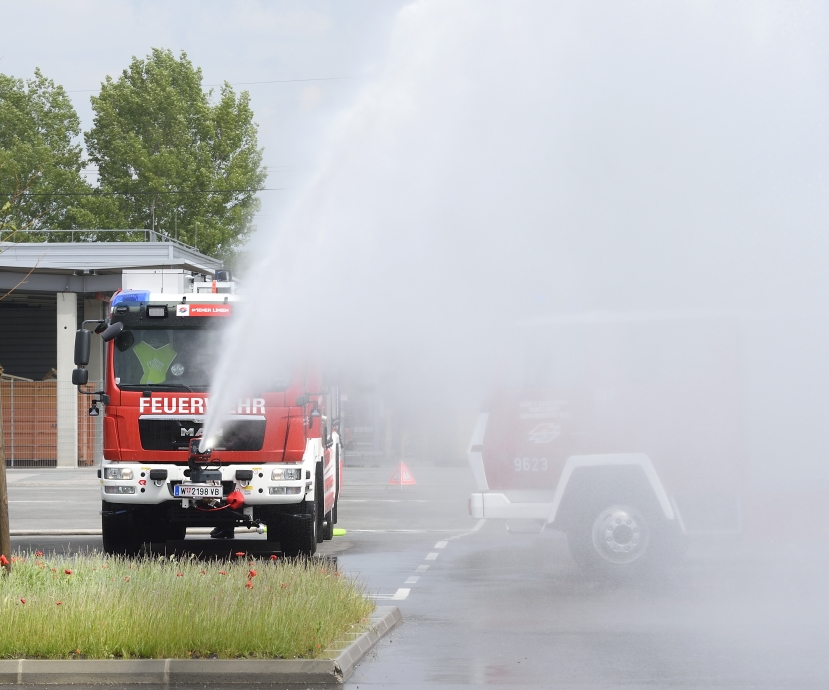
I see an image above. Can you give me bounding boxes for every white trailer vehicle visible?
[468,312,745,578]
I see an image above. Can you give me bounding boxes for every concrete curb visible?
[0,606,402,685]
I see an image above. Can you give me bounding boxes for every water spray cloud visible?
[204,0,829,480]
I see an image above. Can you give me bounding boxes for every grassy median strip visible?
[0,552,374,660]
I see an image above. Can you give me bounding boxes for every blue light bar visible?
[111,290,150,307]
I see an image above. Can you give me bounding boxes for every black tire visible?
[278,500,318,558]
[332,445,339,525]
[315,462,325,544]
[266,520,281,546]
[101,501,141,556]
[140,506,186,546]
[166,523,187,541]
[322,510,334,540]
[566,497,681,580]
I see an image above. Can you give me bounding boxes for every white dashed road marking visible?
[373,588,410,601]
[375,521,487,601]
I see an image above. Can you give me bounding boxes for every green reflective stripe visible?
[133,342,177,384]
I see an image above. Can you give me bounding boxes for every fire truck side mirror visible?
[100,321,124,342]
[74,329,91,366]
[71,368,88,386]
[295,395,310,407]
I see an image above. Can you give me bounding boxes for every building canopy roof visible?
[0,241,223,294]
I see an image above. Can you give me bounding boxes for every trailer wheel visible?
[276,500,318,558]
[101,501,141,556]
[567,499,675,580]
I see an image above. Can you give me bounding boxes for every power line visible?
[65,76,344,94]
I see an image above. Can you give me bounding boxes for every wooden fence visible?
[0,380,100,467]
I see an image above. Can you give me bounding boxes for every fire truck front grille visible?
[138,418,266,452]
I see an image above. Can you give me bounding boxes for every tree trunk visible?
[0,380,11,574]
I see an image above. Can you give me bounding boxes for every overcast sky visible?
[0,0,409,225]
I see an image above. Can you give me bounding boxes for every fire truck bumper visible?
[99,462,311,506]
[469,492,553,520]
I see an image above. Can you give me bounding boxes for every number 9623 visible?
[514,458,548,471]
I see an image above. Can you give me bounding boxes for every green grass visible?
[0,552,374,660]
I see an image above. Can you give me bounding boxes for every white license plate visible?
[174,484,222,498]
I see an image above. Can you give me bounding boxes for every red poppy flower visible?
[219,570,227,576]
[64,569,72,575]
[20,598,26,605]
[234,552,245,557]
[56,601,62,606]
[176,572,183,577]
[248,569,257,579]
[245,581,254,589]
[0,555,8,566]
[35,551,43,556]
[269,554,278,561]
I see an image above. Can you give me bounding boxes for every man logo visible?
[528,422,561,443]
[181,428,195,437]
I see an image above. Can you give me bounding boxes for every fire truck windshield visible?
[113,328,217,390]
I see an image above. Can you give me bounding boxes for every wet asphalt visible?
[6,465,829,689]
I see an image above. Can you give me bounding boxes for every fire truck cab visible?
[72,276,342,557]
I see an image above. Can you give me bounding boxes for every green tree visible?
[85,49,266,258]
[0,69,95,237]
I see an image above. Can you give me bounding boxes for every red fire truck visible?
[468,312,744,578]
[72,276,342,557]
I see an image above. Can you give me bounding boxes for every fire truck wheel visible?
[315,463,325,544]
[332,449,340,525]
[567,500,669,579]
[101,501,141,556]
[276,500,318,558]
[166,523,186,541]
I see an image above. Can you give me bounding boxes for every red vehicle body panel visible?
[481,380,743,500]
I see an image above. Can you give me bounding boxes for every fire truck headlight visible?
[272,468,302,481]
[104,467,133,480]
[104,486,136,495]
